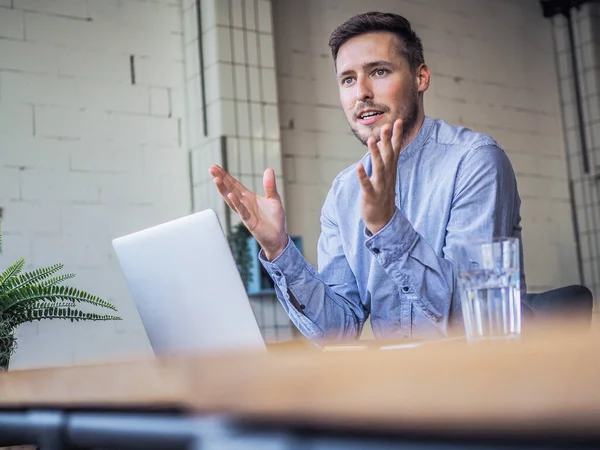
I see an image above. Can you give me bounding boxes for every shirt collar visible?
[399,116,434,163]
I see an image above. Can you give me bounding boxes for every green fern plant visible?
[227,221,253,290]
[0,221,121,369]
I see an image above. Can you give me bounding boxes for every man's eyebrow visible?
[337,60,394,79]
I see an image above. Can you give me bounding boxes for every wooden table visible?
[0,322,599,448]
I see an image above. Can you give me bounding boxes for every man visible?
[209,11,526,343]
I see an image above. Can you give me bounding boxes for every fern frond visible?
[4,264,64,292]
[0,285,117,313]
[31,300,77,310]
[0,259,25,292]
[10,307,121,326]
[40,273,76,287]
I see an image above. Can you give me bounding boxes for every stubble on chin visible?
[350,124,374,146]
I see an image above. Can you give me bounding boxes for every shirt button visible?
[274,271,282,277]
[402,286,410,292]
[300,304,306,310]
[372,248,380,254]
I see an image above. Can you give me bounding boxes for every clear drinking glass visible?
[452,237,522,343]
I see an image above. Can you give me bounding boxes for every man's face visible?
[336,32,423,145]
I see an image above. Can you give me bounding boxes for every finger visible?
[391,119,404,161]
[209,165,235,188]
[211,165,250,198]
[228,193,251,222]
[213,177,237,211]
[379,124,393,165]
[357,163,376,196]
[208,164,225,178]
[223,174,250,199]
[263,168,281,200]
[368,136,384,182]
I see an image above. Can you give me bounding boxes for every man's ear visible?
[416,64,431,93]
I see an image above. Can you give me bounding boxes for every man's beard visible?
[349,88,420,147]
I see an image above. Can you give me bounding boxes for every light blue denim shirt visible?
[259,117,526,343]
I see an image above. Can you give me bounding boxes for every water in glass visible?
[453,238,521,342]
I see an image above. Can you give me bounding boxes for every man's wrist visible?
[264,235,288,261]
[366,208,397,235]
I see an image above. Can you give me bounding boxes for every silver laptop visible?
[112,209,266,356]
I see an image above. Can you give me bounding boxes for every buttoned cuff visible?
[258,239,325,340]
[363,209,426,305]
[258,236,305,284]
[364,209,419,262]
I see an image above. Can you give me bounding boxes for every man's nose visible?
[355,76,373,102]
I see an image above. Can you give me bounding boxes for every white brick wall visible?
[552,3,600,307]
[184,0,284,224]
[0,0,587,365]
[272,0,579,292]
[0,1,190,369]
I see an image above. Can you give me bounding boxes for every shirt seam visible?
[451,142,504,206]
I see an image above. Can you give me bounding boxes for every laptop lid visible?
[112,209,266,356]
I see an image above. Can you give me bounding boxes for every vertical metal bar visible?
[551,14,585,284]
[196,0,209,137]
[220,135,232,233]
[565,9,591,174]
[570,180,586,283]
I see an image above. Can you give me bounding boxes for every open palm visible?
[209,165,288,260]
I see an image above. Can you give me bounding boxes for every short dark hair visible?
[328,11,425,71]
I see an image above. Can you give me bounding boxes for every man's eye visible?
[375,69,387,76]
[342,77,353,85]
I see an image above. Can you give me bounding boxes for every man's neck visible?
[400,112,425,151]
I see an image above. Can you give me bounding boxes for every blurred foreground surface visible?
[1,321,599,438]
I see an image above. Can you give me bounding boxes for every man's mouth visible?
[357,110,385,125]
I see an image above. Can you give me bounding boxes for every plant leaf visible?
[10,307,121,326]
[31,300,77,310]
[0,259,25,293]
[0,285,118,313]
[40,273,76,287]
[4,264,64,292]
